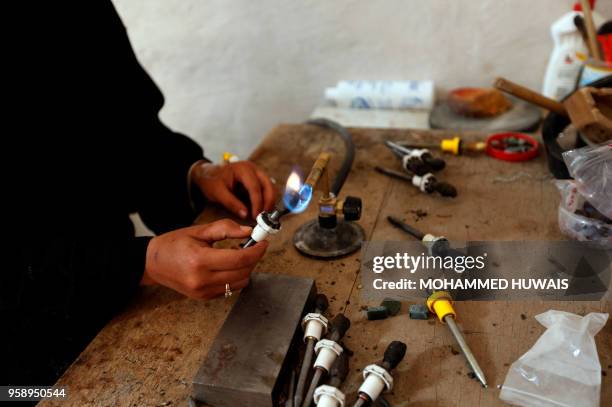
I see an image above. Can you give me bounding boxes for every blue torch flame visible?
[287,184,313,213]
[282,169,313,213]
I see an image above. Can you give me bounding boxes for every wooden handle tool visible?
[580,0,602,61]
[494,77,566,115]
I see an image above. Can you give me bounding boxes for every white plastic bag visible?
[500,310,608,407]
[563,143,612,219]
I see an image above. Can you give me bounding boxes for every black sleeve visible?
[2,0,213,384]
[97,2,209,235]
[1,233,152,385]
[134,121,208,235]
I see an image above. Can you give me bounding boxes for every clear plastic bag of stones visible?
[563,142,612,219]
[556,180,611,246]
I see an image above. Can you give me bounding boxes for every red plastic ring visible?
[486,132,539,162]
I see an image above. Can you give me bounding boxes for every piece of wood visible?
[580,0,603,61]
[574,15,591,55]
[494,78,612,142]
[41,125,612,407]
[494,77,566,115]
[565,87,612,143]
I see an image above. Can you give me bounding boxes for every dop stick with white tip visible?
[385,140,446,175]
[302,314,351,407]
[387,216,457,257]
[241,209,284,248]
[314,352,349,407]
[294,295,329,407]
[374,166,457,197]
[353,341,407,407]
[243,152,328,248]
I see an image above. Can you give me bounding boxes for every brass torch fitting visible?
[304,151,336,219]
[305,151,332,191]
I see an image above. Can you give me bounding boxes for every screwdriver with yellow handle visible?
[399,135,486,156]
[427,290,488,388]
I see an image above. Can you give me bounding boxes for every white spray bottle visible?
[542,0,603,100]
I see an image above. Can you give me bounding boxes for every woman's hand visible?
[142,219,268,299]
[191,161,276,219]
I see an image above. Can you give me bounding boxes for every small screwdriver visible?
[386,216,487,388]
[398,135,486,156]
[427,290,487,388]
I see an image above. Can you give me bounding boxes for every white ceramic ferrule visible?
[412,173,434,192]
[422,234,447,256]
[314,339,343,371]
[422,234,445,243]
[302,313,329,342]
[250,212,280,242]
[401,154,411,170]
[359,364,393,400]
[408,148,429,158]
[402,149,429,170]
[314,385,345,407]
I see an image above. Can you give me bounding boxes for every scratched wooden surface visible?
[43,124,611,407]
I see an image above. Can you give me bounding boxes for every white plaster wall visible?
[112,0,611,160]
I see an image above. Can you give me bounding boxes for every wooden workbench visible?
[44,124,611,406]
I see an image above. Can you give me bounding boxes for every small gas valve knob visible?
[342,196,362,221]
